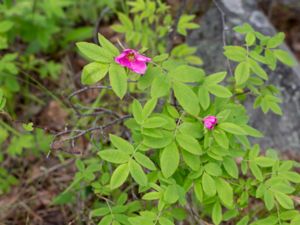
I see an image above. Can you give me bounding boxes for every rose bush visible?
[56,20,300,225]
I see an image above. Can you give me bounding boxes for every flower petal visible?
[115,56,131,68]
[136,54,151,62]
[129,61,147,74]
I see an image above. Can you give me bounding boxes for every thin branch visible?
[67,85,112,117]
[93,6,111,44]
[50,115,131,152]
[26,159,74,184]
[212,0,234,76]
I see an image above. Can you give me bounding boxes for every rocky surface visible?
[187,0,300,151]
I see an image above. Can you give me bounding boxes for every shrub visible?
[57,21,300,225]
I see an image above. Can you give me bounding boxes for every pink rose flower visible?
[115,49,151,74]
[203,116,218,130]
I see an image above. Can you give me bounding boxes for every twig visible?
[68,85,112,117]
[212,0,234,77]
[50,115,131,152]
[26,159,75,184]
[186,193,212,225]
[19,202,43,223]
[94,6,111,44]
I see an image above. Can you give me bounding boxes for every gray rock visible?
[187,0,300,151]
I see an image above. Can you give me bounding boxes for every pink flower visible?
[203,116,218,130]
[115,49,151,74]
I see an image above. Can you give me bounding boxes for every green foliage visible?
[111,0,199,54]
[58,19,300,225]
[2,0,298,224]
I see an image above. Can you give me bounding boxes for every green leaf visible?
[166,105,180,118]
[216,178,233,208]
[176,133,202,155]
[173,81,200,115]
[99,215,113,225]
[270,183,295,194]
[235,61,250,85]
[0,89,6,110]
[274,192,294,209]
[142,98,157,119]
[182,151,201,171]
[207,85,232,98]
[91,207,110,217]
[223,209,239,221]
[129,160,148,186]
[255,157,276,167]
[177,14,199,36]
[250,51,267,64]
[185,55,203,65]
[246,32,256,46]
[212,201,222,225]
[267,32,285,48]
[109,63,127,99]
[117,13,133,30]
[249,161,263,181]
[164,185,179,204]
[7,135,34,156]
[198,86,210,110]
[112,221,121,225]
[224,46,247,62]
[248,59,268,80]
[213,129,229,149]
[142,191,161,200]
[264,190,275,211]
[98,33,119,56]
[218,123,246,135]
[109,134,134,154]
[110,164,129,189]
[241,125,263,137]
[151,73,171,98]
[134,152,156,171]
[75,159,85,171]
[98,149,130,164]
[81,62,109,85]
[0,129,8,145]
[143,117,167,128]
[291,216,300,225]
[169,65,204,82]
[143,131,173,149]
[204,72,227,85]
[265,49,277,70]
[284,171,300,183]
[0,20,14,33]
[178,122,203,138]
[22,122,34,132]
[160,142,180,178]
[204,162,222,176]
[76,42,113,63]
[138,66,157,90]
[194,180,203,202]
[223,157,239,178]
[202,173,216,197]
[132,99,143,124]
[64,26,93,43]
[237,216,249,225]
[234,23,254,34]
[153,53,169,62]
[273,49,295,66]
[159,217,174,225]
